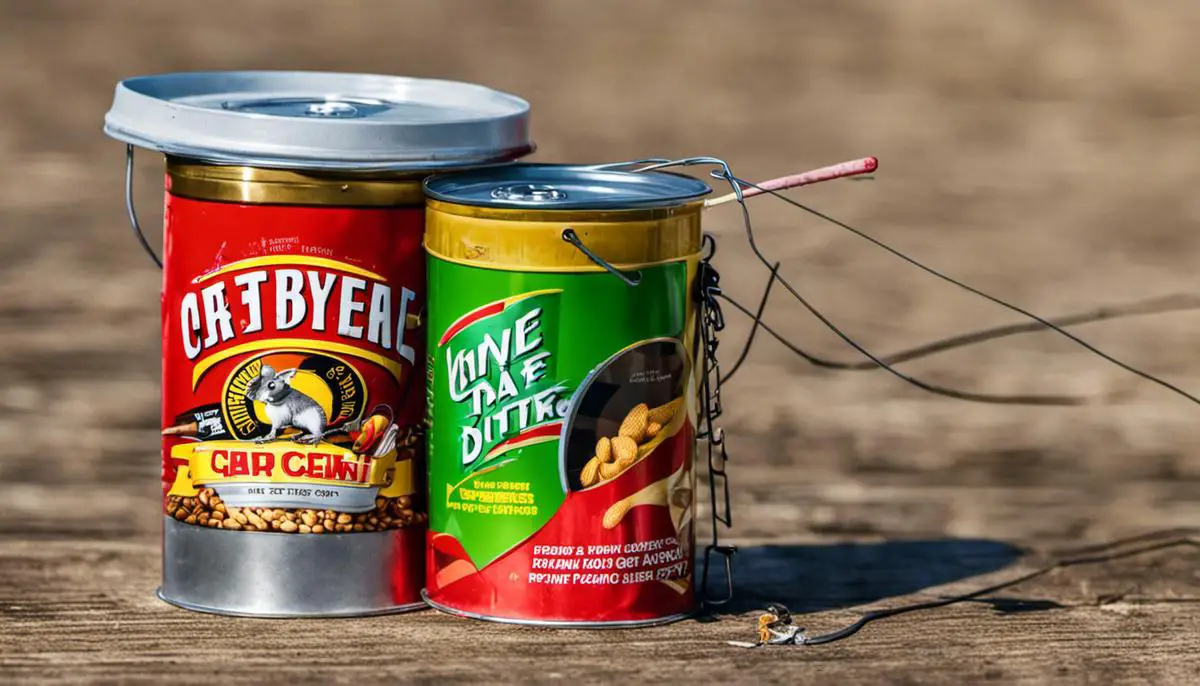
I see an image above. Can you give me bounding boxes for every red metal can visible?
[159,165,430,615]
[104,72,532,616]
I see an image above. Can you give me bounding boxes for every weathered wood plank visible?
[3,482,1200,685]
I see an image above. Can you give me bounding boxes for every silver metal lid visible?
[104,71,533,171]
[424,164,711,210]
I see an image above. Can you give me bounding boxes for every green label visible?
[441,289,566,469]
[427,259,689,569]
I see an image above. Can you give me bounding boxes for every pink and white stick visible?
[703,156,878,208]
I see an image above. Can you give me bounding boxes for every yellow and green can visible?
[422,164,713,626]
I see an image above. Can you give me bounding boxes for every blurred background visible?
[4,0,1200,549]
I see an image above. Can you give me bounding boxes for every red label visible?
[160,191,426,605]
[426,423,696,623]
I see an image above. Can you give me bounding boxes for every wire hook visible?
[125,145,162,269]
[561,228,642,287]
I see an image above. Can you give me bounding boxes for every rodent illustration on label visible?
[246,365,328,444]
[160,196,428,534]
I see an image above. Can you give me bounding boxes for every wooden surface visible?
[4,464,1200,685]
[6,1,1200,683]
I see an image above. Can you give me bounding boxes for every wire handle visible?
[728,172,1200,409]
[125,145,162,269]
[561,228,642,287]
[580,158,672,171]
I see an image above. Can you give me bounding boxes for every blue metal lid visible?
[423,164,712,210]
[104,71,533,171]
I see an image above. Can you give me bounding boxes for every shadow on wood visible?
[702,538,1028,615]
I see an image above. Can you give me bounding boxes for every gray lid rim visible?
[103,70,533,171]
[105,121,536,168]
[423,164,713,210]
[113,70,532,125]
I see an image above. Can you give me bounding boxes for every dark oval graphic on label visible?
[560,338,687,492]
[221,351,368,441]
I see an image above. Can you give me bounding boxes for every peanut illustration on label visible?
[602,499,632,529]
[618,402,649,443]
[581,398,681,488]
[596,395,693,530]
[601,460,693,531]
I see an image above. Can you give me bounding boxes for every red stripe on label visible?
[483,422,563,461]
[439,301,506,347]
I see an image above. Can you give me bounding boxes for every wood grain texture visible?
[4,470,1200,685]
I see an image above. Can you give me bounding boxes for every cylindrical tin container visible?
[422,165,712,626]
[102,71,532,617]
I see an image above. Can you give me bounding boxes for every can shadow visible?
[697,538,1038,617]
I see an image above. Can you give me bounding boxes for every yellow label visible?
[167,440,415,496]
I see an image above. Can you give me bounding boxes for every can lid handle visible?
[491,184,568,203]
[125,145,163,269]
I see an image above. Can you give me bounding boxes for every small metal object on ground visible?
[727,603,806,648]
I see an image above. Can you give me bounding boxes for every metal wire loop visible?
[580,158,672,171]
[125,145,163,269]
[561,228,642,287]
[693,244,736,608]
[701,232,718,261]
[701,543,737,607]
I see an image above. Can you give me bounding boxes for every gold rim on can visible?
[166,156,427,207]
